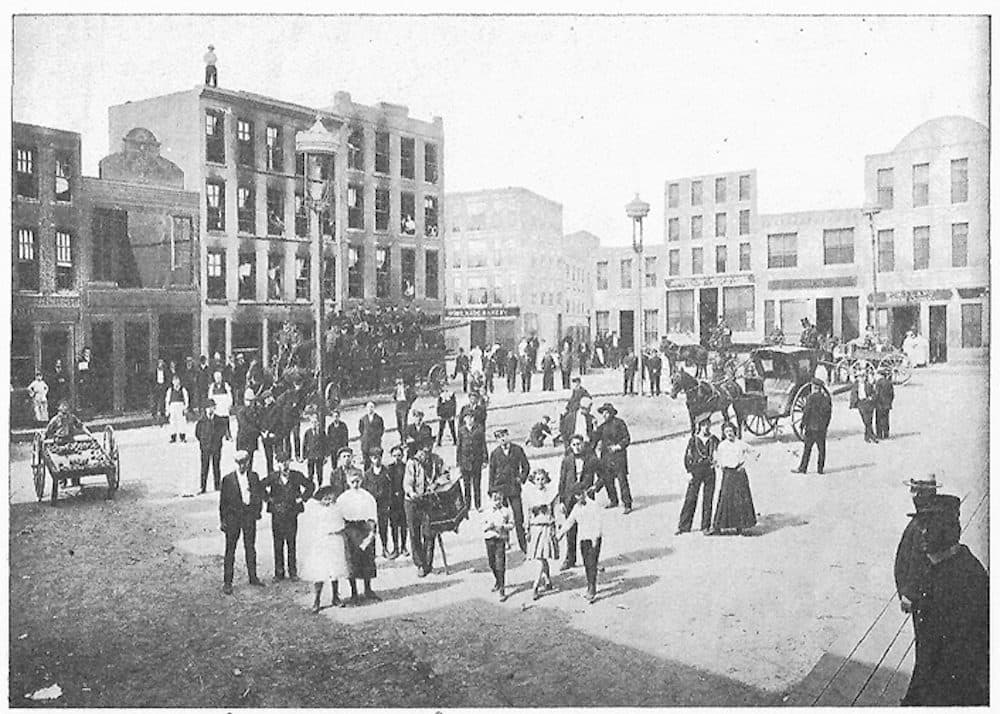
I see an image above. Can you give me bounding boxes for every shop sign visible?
[445,306,521,318]
[664,273,755,289]
[870,288,953,304]
[769,276,857,290]
[957,287,989,299]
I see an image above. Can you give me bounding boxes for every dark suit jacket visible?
[849,381,876,410]
[302,427,328,460]
[219,469,264,531]
[458,402,487,429]
[801,390,833,432]
[566,385,591,413]
[558,450,601,509]
[559,408,595,445]
[874,377,895,410]
[457,423,488,471]
[358,413,385,451]
[488,443,530,498]
[261,468,315,517]
[404,422,433,451]
[327,421,350,457]
[684,433,719,473]
[195,415,226,452]
[235,405,262,451]
[593,416,631,473]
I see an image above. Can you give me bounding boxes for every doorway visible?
[929,305,947,363]
[698,288,718,346]
[815,299,833,338]
[41,328,71,378]
[470,320,487,348]
[619,310,634,353]
[891,306,919,349]
[125,322,150,410]
[841,297,860,342]
[90,322,115,413]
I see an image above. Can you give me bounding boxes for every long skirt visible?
[712,467,757,532]
[343,520,377,580]
[528,521,559,561]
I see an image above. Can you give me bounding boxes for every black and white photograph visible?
[6,9,990,708]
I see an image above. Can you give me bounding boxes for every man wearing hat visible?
[261,445,315,581]
[593,403,633,513]
[488,428,531,552]
[901,494,988,706]
[257,390,284,476]
[358,401,385,466]
[874,366,895,440]
[195,399,226,493]
[558,433,601,570]
[792,378,833,475]
[565,376,591,414]
[403,410,433,460]
[622,348,639,395]
[895,475,939,619]
[235,389,263,471]
[329,447,355,500]
[204,44,217,87]
[403,440,448,576]
[219,450,265,594]
[458,390,488,431]
[560,395,596,451]
[677,413,719,534]
[326,409,350,474]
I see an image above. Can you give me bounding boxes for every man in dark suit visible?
[558,433,601,571]
[895,475,939,621]
[456,411,488,511]
[646,350,663,396]
[453,348,470,392]
[195,399,226,493]
[849,372,878,443]
[793,379,833,474]
[326,408,350,472]
[260,446,315,582]
[559,396,596,450]
[403,410,433,459]
[593,403,633,513]
[235,391,263,469]
[519,353,532,392]
[566,376,591,413]
[623,349,639,395]
[258,390,283,475]
[488,428,531,552]
[219,450,265,594]
[505,352,519,392]
[358,401,385,465]
[874,367,895,440]
[458,391,488,431]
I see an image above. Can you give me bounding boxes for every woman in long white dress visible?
[298,486,350,613]
[710,421,759,535]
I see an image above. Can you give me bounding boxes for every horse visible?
[669,369,746,435]
[661,339,710,379]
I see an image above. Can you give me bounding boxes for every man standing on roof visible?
[204,44,218,87]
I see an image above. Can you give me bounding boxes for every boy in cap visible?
[482,489,514,601]
[527,415,553,448]
[196,399,226,493]
[593,402,632,512]
[403,410,433,459]
[261,446,314,581]
[219,450,265,594]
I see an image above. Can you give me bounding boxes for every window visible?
[723,286,755,331]
[668,249,680,276]
[424,143,439,184]
[691,247,703,274]
[170,216,193,282]
[739,242,751,271]
[425,249,439,299]
[877,229,894,273]
[620,258,633,289]
[595,311,610,335]
[267,252,284,301]
[822,227,854,265]
[715,245,727,273]
[322,255,336,301]
[15,228,39,291]
[912,163,929,207]
[293,190,308,237]
[739,209,750,235]
[913,226,930,270]
[295,254,310,300]
[237,183,255,234]
[691,215,702,240]
[238,251,256,301]
[668,217,679,242]
[267,185,285,235]
[643,309,659,346]
[466,276,488,305]
[877,168,893,209]
[767,233,797,268]
[739,174,751,201]
[667,183,679,208]
[373,188,390,232]
[55,152,72,202]
[206,249,226,300]
[55,230,74,290]
[15,146,37,199]
[424,195,439,237]
[266,125,283,172]
[691,180,702,206]
[400,192,416,234]
[348,128,364,171]
[237,119,254,168]
[205,110,225,164]
[206,179,225,231]
[961,304,983,348]
[644,256,657,287]
[400,137,415,179]
[951,158,968,203]
[401,247,416,300]
[715,177,726,203]
[952,223,969,268]
[492,284,505,305]
[374,132,390,174]
[348,184,364,230]
[375,246,391,298]
[715,212,727,238]
[296,151,305,178]
[667,290,695,333]
[596,261,609,290]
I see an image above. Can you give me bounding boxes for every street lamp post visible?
[626,193,650,396]
[862,204,881,333]
[296,117,340,431]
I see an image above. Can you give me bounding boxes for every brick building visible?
[108,86,445,362]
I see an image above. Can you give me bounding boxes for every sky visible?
[12,14,989,245]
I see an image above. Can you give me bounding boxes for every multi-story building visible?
[443,187,565,351]
[562,230,599,346]
[11,123,83,423]
[592,243,667,351]
[108,86,445,361]
[77,127,201,414]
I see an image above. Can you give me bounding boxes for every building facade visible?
[108,86,445,362]
[562,230,599,346]
[11,123,84,424]
[592,243,667,351]
[443,188,566,352]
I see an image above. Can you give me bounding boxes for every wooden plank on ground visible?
[853,617,912,706]
[876,640,915,706]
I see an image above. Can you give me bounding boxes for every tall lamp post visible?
[626,193,650,396]
[861,204,881,334]
[296,117,340,430]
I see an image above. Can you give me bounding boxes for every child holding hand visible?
[482,490,514,602]
[556,486,604,603]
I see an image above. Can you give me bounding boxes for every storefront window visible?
[666,290,695,334]
[961,304,982,348]
[723,286,755,331]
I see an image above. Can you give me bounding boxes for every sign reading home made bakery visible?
[445,306,521,318]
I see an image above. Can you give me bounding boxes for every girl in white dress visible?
[523,468,560,600]
[298,486,350,613]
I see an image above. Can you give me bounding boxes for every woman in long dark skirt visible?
[336,470,380,604]
[710,421,758,535]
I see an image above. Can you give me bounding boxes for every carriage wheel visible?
[790,383,812,441]
[834,358,853,384]
[880,354,913,386]
[32,434,45,502]
[106,455,120,499]
[743,412,778,437]
[426,364,446,397]
[851,359,875,380]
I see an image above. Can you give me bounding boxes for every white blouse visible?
[715,439,756,470]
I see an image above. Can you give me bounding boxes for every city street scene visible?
[8,13,989,709]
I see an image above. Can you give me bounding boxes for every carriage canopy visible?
[750,346,821,382]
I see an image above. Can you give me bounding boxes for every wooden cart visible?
[31,427,120,504]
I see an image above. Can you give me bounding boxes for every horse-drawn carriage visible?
[738,346,830,440]
[832,339,913,385]
[31,426,120,504]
